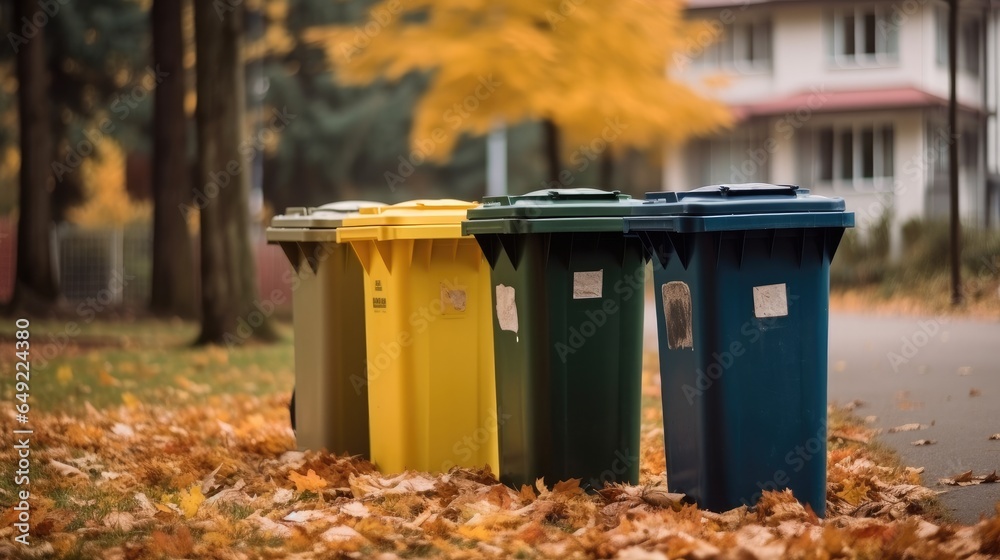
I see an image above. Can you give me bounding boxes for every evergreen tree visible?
[258,0,492,208]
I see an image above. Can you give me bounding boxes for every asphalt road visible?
[642,303,1000,523]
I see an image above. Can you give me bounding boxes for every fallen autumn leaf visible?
[888,423,925,433]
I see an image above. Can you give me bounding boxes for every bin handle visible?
[713,184,799,196]
[698,184,801,197]
[645,184,801,203]
[543,188,622,199]
[315,200,386,213]
[484,188,625,206]
[358,199,478,213]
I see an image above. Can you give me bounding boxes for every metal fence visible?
[0,217,293,312]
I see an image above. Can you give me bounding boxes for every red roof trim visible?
[730,87,983,120]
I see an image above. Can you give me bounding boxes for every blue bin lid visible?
[626,184,854,233]
[638,184,845,215]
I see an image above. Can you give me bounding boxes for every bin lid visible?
[268,200,386,229]
[466,188,644,220]
[339,199,479,227]
[636,184,845,215]
[625,183,854,233]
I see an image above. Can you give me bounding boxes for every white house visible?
[664,0,1000,253]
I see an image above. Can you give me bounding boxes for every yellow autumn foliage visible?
[178,485,205,519]
[68,136,151,228]
[306,0,731,161]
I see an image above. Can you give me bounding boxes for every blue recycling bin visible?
[625,183,854,516]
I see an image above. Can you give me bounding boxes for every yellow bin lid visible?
[336,199,480,242]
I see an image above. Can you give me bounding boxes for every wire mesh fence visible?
[0,217,292,314]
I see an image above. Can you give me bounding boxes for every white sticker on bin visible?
[495,284,518,334]
[753,283,788,318]
[573,270,603,299]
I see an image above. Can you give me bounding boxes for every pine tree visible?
[258,0,489,207]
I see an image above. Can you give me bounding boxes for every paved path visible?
[827,312,1000,524]
[642,303,1000,523]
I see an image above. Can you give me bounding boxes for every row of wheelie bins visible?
[266,184,854,515]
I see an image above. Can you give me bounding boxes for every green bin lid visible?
[625,184,854,233]
[468,188,644,219]
[463,188,649,235]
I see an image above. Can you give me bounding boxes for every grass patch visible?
[0,318,294,413]
[831,217,1000,315]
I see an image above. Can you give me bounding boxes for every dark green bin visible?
[462,189,648,490]
[624,183,854,516]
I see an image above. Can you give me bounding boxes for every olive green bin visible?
[266,201,384,455]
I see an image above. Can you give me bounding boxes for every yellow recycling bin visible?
[336,200,498,475]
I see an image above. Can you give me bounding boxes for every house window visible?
[814,124,894,191]
[930,124,979,177]
[698,18,772,72]
[828,7,898,66]
[964,21,981,74]
[687,125,770,186]
[935,7,981,75]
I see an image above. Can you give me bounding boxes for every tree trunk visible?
[543,118,562,186]
[11,0,58,313]
[599,147,614,189]
[193,0,275,344]
[150,0,196,319]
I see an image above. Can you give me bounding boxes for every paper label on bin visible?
[753,283,788,318]
[573,270,603,299]
[440,282,467,314]
[495,284,518,334]
[662,281,693,350]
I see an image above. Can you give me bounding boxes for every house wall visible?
[684,2,986,108]
[990,5,1000,176]
[778,109,926,258]
[919,1,990,111]
[668,0,997,238]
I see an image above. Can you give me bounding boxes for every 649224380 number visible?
[14,318,30,420]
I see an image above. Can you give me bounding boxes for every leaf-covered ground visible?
[1,320,999,559]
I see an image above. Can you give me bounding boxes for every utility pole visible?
[948,0,962,305]
[486,122,508,197]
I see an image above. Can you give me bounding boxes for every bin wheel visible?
[289,389,296,431]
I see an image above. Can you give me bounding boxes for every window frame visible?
[934,5,983,76]
[695,16,773,74]
[812,123,896,193]
[828,6,899,68]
